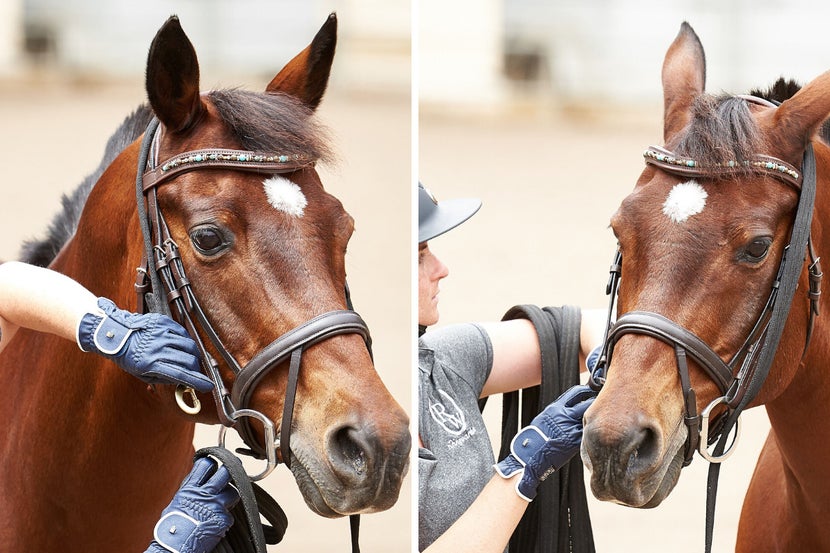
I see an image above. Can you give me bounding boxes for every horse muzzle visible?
[289,413,411,517]
[581,397,687,508]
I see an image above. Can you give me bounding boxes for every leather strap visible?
[230,310,372,460]
[231,310,371,410]
[606,311,733,466]
[675,346,700,465]
[608,312,732,394]
[500,305,595,553]
[644,145,802,190]
[143,148,313,191]
[195,446,286,553]
[705,144,817,552]
[280,349,302,468]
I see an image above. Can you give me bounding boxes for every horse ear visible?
[266,13,337,110]
[764,70,830,163]
[662,22,706,143]
[145,16,204,133]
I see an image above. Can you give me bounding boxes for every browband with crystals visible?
[644,145,802,190]
[143,148,315,191]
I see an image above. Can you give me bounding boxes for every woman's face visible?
[418,242,449,327]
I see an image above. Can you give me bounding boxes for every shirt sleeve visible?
[419,323,494,398]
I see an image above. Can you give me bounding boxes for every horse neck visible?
[51,139,193,431]
[762,143,830,502]
[0,332,196,549]
[0,140,197,547]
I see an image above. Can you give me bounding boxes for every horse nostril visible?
[330,426,372,479]
[584,417,663,474]
[628,425,660,471]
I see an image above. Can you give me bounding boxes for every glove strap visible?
[496,425,551,502]
[75,308,105,352]
[91,314,134,354]
[509,425,549,465]
[494,455,524,479]
[153,510,200,553]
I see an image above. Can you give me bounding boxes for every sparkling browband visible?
[644,145,802,190]
[143,148,315,191]
[161,151,307,172]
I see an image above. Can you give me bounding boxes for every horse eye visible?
[745,238,771,261]
[189,226,229,256]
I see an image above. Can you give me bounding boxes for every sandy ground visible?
[0,75,775,553]
[421,105,772,553]
[0,80,412,552]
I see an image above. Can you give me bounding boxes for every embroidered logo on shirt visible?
[429,389,467,436]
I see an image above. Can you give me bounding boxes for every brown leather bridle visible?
[589,97,821,466]
[588,96,822,553]
[134,117,373,480]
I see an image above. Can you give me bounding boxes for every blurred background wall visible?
[421,0,830,115]
[1,0,409,94]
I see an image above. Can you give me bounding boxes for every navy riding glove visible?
[145,457,239,553]
[77,297,213,392]
[495,384,597,501]
[586,344,603,373]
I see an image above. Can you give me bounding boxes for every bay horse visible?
[0,14,410,552]
[580,22,830,552]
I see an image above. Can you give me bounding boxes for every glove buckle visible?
[153,510,200,553]
[510,425,549,465]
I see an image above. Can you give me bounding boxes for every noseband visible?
[590,97,821,468]
[134,117,373,480]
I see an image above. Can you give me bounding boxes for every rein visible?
[134,117,369,552]
[589,102,820,550]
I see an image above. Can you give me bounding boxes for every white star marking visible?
[263,176,307,217]
[663,180,707,223]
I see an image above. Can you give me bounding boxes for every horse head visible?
[581,22,830,508]
[138,15,409,517]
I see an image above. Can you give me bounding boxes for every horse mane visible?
[208,89,333,162]
[20,89,332,267]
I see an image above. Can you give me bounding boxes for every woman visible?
[418,182,600,552]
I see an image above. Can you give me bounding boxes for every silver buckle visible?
[218,409,278,481]
[698,396,741,463]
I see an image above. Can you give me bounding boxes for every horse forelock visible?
[208,88,334,164]
[673,83,830,165]
[19,105,155,267]
[673,94,762,170]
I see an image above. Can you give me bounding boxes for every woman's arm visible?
[479,308,607,398]
[423,473,527,553]
[0,261,213,391]
[425,384,596,553]
[0,261,98,353]
[478,318,542,397]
